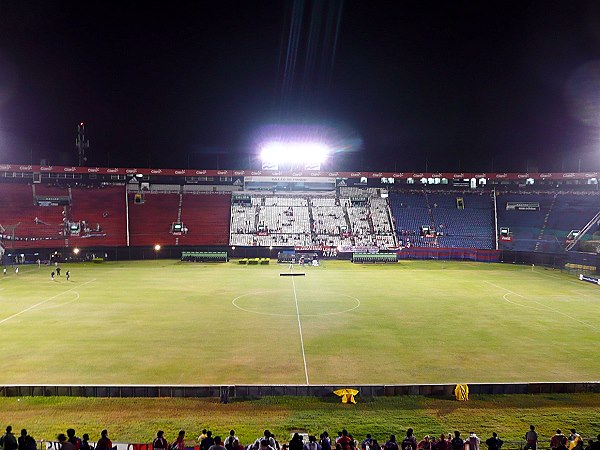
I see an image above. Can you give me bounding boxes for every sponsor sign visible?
[579,274,600,285]
[506,202,540,211]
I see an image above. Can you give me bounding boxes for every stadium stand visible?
[389,191,494,249]
[128,192,180,247]
[496,192,557,252]
[68,185,127,248]
[0,183,66,249]
[179,193,231,246]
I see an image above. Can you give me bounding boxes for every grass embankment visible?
[1,394,600,445]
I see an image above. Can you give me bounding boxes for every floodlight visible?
[73,248,80,255]
[260,141,330,165]
[154,244,161,251]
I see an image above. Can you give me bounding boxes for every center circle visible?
[232,289,360,317]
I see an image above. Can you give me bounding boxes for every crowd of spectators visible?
[3,425,600,450]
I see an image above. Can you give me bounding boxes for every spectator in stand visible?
[569,430,583,450]
[201,431,215,450]
[402,430,417,450]
[17,430,36,450]
[338,431,353,450]
[153,431,168,450]
[198,430,208,443]
[524,426,538,450]
[417,437,431,450]
[171,431,186,450]
[289,434,304,450]
[2,427,19,450]
[450,432,463,450]
[385,435,399,450]
[304,436,321,450]
[592,435,600,450]
[208,436,227,450]
[468,433,480,450]
[433,435,448,450]
[96,430,112,450]
[81,434,93,450]
[362,435,374,450]
[320,433,331,450]
[371,441,381,450]
[485,433,503,450]
[552,431,566,450]
[225,431,238,450]
[58,434,75,450]
[271,435,281,450]
[585,441,595,450]
[557,437,569,450]
[253,431,276,450]
[67,429,82,450]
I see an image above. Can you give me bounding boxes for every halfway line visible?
[291,276,309,384]
[0,279,96,326]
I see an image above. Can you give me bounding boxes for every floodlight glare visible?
[154,244,161,251]
[260,142,330,164]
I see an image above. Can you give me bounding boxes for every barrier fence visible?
[2,382,600,398]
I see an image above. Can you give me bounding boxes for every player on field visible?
[51,271,55,281]
[66,270,70,281]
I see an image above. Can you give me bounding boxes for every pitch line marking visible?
[36,291,80,310]
[291,275,310,385]
[0,279,96,326]
[485,281,598,330]
[501,293,545,311]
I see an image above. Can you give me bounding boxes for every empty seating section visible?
[428,193,494,249]
[180,193,231,245]
[390,192,433,247]
[69,186,127,247]
[0,184,66,248]
[389,191,494,249]
[496,193,554,251]
[497,192,600,252]
[541,193,600,252]
[128,192,179,247]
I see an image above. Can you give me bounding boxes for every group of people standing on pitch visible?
[50,266,70,281]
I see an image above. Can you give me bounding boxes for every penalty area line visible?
[0,279,96,326]
[484,280,598,331]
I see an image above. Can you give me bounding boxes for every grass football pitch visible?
[1,259,599,385]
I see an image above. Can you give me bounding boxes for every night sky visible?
[2,1,600,173]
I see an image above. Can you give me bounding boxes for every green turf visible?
[2,394,600,444]
[0,259,599,384]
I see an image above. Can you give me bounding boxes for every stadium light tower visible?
[75,122,90,167]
